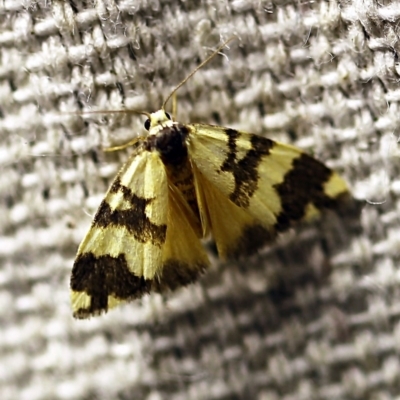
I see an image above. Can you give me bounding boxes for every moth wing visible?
[153,183,209,293]
[71,148,208,319]
[188,124,349,258]
[192,163,274,259]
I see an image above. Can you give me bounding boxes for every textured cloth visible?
[1,1,400,399]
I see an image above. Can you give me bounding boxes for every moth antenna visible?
[162,36,236,110]
[63,109,151,118]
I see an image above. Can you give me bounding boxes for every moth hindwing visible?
[71,110,350,318]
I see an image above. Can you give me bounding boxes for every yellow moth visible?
[71,38,350,319]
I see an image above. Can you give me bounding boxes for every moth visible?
[71,39,350,319]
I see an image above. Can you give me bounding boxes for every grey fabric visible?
[1,0,399,399]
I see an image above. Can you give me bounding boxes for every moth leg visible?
[103,137,142,152]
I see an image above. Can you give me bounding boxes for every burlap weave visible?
[1,0,399,399]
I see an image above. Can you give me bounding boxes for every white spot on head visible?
[148,109,173,135]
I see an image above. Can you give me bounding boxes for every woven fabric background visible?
[1,0,400,399]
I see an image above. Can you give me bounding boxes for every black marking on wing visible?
[152,259,208,292]
[94,178,167,246]
[221,129,273,208]
[225,223,276,259]
[274,153,342,232]
[71,252,151,318]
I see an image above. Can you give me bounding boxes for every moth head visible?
[144,109,173,134]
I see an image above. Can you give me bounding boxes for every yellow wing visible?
[71,147,209,319]
[187,124,349,259]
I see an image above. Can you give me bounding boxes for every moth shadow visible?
[121,201,365,397]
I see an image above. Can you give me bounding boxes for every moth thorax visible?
[146,124,189,166]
